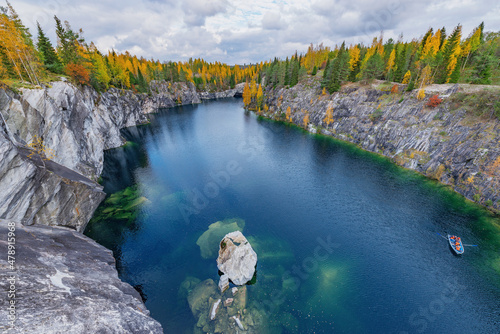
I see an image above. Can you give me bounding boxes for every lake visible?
[85,98,500,333]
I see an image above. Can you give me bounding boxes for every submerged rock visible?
[187,279,219,318]
[196,218,245,259]
[217,231,257,285]
[188,276,266,333]
[233,285,247,310]
[232,316,245,330]
[210,299,222,320]
[218,274,229,293]
[178,276,201,299]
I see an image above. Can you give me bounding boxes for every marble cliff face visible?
[261,79,500,213]
[0,80,244,333]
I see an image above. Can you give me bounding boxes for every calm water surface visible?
[85,98,500,333]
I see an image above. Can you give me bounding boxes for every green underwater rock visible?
[178,276,202,300]
[91,185,150,224]
[187,279,219,318]
[196,218,245,259]
[246,235,295,266]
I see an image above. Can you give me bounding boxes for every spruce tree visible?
[290,59,299,86]
[284,58,289,85]
[394,44,408,82]
[327,42,349,93]
[37,22,62,73]
[322,59,330,83]
[436,24,462,84]
[311,65,317,76]
[471,52,492,84]
[361,52,384,80]
[439,27,447,49]
[54,16,81,66]
[230,73,236,88]
[137,68,148,93]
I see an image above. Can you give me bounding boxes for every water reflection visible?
[85,100,500,334]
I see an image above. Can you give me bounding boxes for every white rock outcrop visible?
[216,231,257,285]
[218,273,229,293]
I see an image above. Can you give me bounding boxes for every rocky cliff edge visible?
[262,78,500,213]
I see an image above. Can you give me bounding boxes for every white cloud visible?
[262,11,286,30]
[182,0,229,26]
[10,0,500,65]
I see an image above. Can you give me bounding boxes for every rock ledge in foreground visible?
[0,219,163,334]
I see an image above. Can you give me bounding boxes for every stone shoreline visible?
[259,78,500,214]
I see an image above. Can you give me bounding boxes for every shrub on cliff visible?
[65,63,90,85]
[426,95,443,108]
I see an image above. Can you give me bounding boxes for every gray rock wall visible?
[0,81,203,181]
[262,78,500,213]
[0,80,213,231]
[0,116,105,232]
[0,80,241,333]
[199,82,245,100]
[0,219,163,333]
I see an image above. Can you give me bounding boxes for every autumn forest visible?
[1,1,499,101]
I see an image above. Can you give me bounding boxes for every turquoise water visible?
[85,98,500,333]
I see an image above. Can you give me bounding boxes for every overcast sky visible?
[11,0,500,65]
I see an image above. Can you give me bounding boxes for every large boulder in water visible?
[217,231,257,285]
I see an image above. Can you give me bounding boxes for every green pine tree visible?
[439,27,447,49]
[311,65,317,76]
[54,16,81,66]
[284,58,289,85]
[394,44,408,82]
[361,52,385,80]
[436,24,462,84]
[471,52,493,84]
[37,22,62,73]
[327,42,349,93]
[137,68,149,93]
[290,59,299,87]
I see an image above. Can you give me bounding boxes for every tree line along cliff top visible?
[1,1,499,97]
